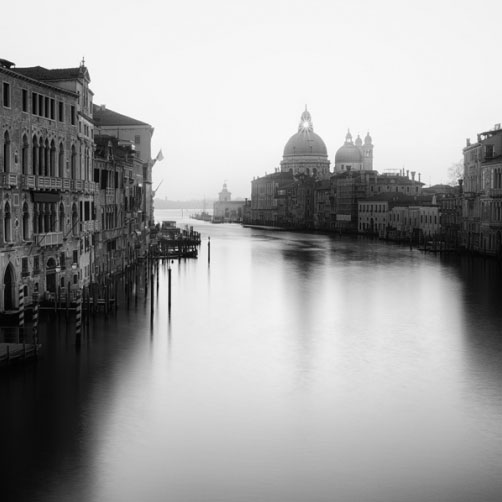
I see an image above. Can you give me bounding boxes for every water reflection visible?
[1,215,502,502]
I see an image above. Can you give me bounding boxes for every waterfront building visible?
[313,179,334,230]
[250,171,293,226]
[93,134,145,276]
[0,58,97,313]
[358,193,439,241]
[331,170,378,233]
[463,125,502,256]
[213,182,246,223]
[93,105,155,228]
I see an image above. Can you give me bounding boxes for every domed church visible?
[334,130,373,172]
[280,107,331,179]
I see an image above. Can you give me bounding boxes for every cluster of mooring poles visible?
[11,226,209,354]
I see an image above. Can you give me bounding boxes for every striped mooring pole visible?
[32,301,39,344]
[75,293,82,341]
[18,284,25,330]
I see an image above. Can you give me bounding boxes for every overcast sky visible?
[3,0,501,200]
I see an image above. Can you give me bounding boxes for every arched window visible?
[22,135,29,174]
[3,131,10,172]
[22,202,29,240]
[32,135,38,174]
[72,203,78,236]
[59,203,64,232]
[58,142,64,178]
[71,145,76,179]
[50,140,56,176]
[4,202,11,242]
[38,138,44,175]
[44,139,50,176]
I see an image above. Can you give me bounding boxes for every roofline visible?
[0,65,78,98]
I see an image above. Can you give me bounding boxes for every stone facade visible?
[1,60,96,311]
[0,58,154,314]
[463,126,502,256]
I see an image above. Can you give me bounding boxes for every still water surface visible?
[1,209,502,502]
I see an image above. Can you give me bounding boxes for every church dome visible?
[283,107,328,158]
[335,130,363,163]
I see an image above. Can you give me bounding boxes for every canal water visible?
[1,209,501,502]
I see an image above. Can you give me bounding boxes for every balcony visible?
[35,232,63,247]
[72,179,83,192]
[488,188,502,198]
[20,175,36,189]
[0,173,18,188]
[36,176,62,190]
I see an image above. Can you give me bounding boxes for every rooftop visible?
[93,104,150,127]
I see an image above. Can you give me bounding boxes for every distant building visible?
[358,193,438,241]
[212,182,245,223]
[280,107,330,179]
[334,130,373,173]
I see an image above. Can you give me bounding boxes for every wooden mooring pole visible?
[18,284,24,337]
[32,301,39,346]
[168,261,172,311]
[75,293,82,346]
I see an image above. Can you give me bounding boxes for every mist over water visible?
[1,209,501,502]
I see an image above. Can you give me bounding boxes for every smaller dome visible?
[335,143,362,163]
[365,132,372,144]
[355,134,362,147]
[335,129,362,164]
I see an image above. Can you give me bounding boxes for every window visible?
[34,255,40,274]
[32,92,38,114]
[50,99,55,120]
[134,135,141,144]
[22,257,29,277]
[22,135,29,174]
[58,142,64,177]
[59,203,64,232]
[4,202,11,242]
[3,131,10,172]
[70,106,76,125]
[58,101,64,122]
[22,202,29,240]
[22,89,28,112]
[2,82,10,107]
[485,144,494,159]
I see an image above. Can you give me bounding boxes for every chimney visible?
[418,173,421,183]
[458,179,463,194]
[411,171,416,181]
[466,138,471,147]
[406,170,409,179]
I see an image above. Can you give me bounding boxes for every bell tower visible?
[362,132,373,170]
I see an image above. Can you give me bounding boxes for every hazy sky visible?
[3,0,502,200]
